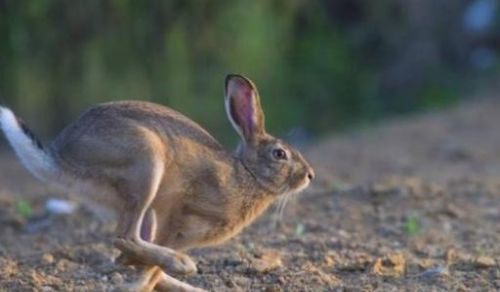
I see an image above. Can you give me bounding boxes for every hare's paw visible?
[170,253,197,276]
[113,237,197,275]
[156,272,207,292]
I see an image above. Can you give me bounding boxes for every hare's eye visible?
[272,148,287,160]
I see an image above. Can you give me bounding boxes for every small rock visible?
[417,258,435,269]
[445,248,458,264]
[110,272,124,284]
[474,256,496,268]
[55,259,78,272]
[443,204,465,218]
[322,254,335,268]
[45,198,77,215]
[370,253,406,277]
[224,277,238,288]
[251,250,282,273]
[232,276,251,288]
[303,262,340,285]
[417,266,449,279]
[277,276,286,285]
[41,253,54,265]
[338,254,372,271]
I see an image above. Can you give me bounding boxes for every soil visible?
[1,98,499,291]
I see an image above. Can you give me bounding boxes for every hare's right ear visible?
[224,74,266,145]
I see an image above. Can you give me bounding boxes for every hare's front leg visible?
[113,158,196,275]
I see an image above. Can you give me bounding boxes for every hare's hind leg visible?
[113,157,196,275]
[115,207,157,265]
[114,156,163,241]
[113,266,161,292]
[118,210,201,292]
[122,266,205,292]
[154,270,207,292]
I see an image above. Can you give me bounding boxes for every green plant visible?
[15,199,33,219]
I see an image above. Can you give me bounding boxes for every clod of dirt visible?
[55,258,78,272]
[442,203,466,218]
[110,272,125,284]
[417,258,436,269]
[370,177,408,197]
[29,270,63,288]
[41,253,54,265]
[0,258,18,278]
[445,248,458,264]
[370,253,406,277]
[301,262,340,286]
[473,256,496,269]
[338,254,372,271]
[251,250,282,273]
[322,254,335,268]
[231,275,251,288]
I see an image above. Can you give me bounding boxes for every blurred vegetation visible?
[0,0,499,145]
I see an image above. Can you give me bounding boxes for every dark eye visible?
[272,148,287,160]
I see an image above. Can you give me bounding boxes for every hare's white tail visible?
[0,106,59,183]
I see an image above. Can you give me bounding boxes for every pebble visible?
[474,256,496,268]
[417,258,436,269]
[417,267,449,279]
[445,248,457,264]
[56,259,78,271]
[45,198,77,215]
[251,250,282,273]
[233,275,251,287]
[41,253,54,265]
[110,272,124,284]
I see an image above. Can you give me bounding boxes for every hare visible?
[0,74,314,291]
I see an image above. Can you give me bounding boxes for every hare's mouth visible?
[294,179,311,194]
[275,179,311,219]
[283,178,310,196]
[277,174,311,198]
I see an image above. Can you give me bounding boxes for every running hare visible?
[0,74,314,291]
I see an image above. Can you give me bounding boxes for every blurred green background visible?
[0,0,499,145]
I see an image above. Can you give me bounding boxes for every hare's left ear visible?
[224,74,266,145]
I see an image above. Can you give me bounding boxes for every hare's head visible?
[225,74,314,196]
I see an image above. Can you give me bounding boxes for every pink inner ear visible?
[240,87,254,128]
[230,79,255,137]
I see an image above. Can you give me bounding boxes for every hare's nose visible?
[307,168,315,180]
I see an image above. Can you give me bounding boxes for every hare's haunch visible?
[0,74,314,291]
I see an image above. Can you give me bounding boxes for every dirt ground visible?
[1,97,500,291]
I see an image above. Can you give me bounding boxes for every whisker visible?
[274,194,285,222]
[277,195,286,217]
[278,193,291,220]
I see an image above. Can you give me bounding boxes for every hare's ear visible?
[224,74,266,145]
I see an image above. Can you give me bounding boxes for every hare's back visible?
[51,100,224,170]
